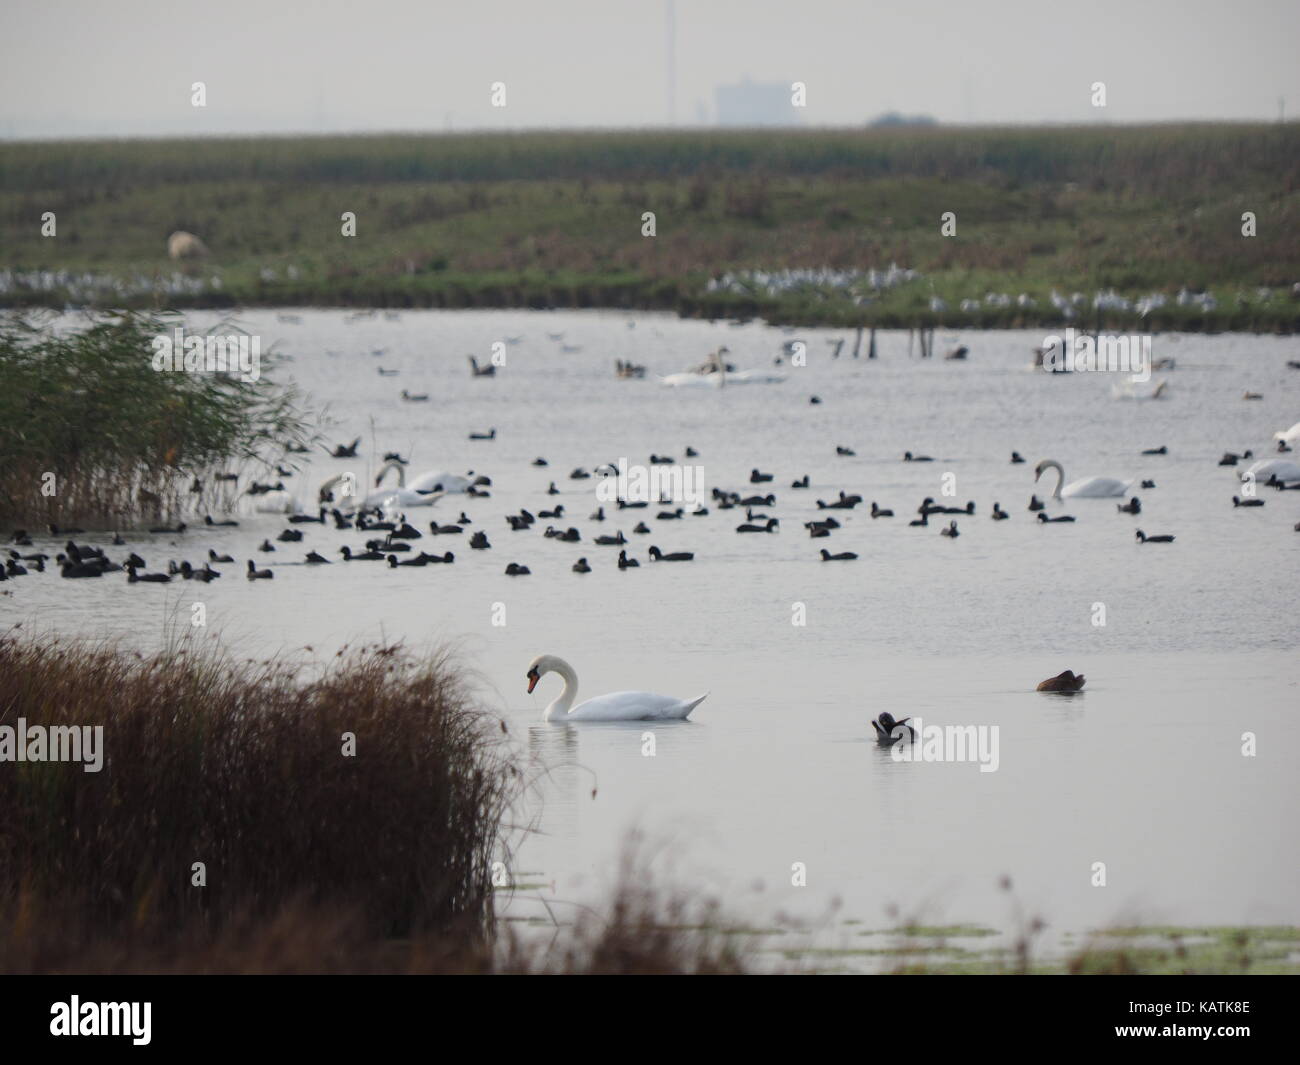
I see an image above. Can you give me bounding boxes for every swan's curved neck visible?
[1041,460,1065,499]
[319,473,347,503]
[543,658,579,719]
[376,460,406,488]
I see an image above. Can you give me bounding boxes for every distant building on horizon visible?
[869,112,938,128]
[714,77,800,127]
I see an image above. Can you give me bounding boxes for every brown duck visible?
[1037,670,1086,693]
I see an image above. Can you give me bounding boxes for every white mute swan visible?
[1035,459,1133,499]
[251,490,295,514]
[322,462,490,509]
[659,347,786,387]
[660,347,727,388]
[1273,421,1300,448]
[1243,458,1300,484]
[659,369,723,388]
[526,654,707,722]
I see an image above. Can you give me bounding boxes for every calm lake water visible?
[8,309,1299,966]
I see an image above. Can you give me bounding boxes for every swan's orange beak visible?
[527,670,539,694]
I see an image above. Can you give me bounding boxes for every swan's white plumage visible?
[659,371,722,388]
[659,347,785,387]
[527,654,705,722]
[1243,458,1300,484]
[1036,460,1132,499]
[355,463,479,509]
[363,486,445,509]
[405,469,476,494]
[658,369,786,386]
[1273,421,1300,446]
[252,490,294,513]
[558,689,707,722]
[1061,475,1134,498]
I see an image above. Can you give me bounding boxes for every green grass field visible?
[2,124,1298,329]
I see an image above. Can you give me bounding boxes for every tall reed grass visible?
[0,312,309,527]
[0,636,513,971]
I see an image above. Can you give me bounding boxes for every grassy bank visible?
[780,922,1300,975]
[2,125,1298,330]
[0,311,310,528]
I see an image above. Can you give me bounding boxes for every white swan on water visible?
[321,461,489,509]
[1243,458,1300,484]
[252,490,295,514]
[660,346,727,388]
[659,369,723,388]
[659,347,786,387]
[1273,421,1300,448]
[526,654,707,721]
[1035,459,1133,499]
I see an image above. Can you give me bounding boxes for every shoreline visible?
[5,123,1297,335]
[3,289,1297,334]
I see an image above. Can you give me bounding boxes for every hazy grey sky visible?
[3,0,1298,138]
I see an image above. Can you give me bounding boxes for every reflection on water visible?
[525,724,582,834]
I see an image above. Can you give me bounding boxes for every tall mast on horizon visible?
[666,0,676,125]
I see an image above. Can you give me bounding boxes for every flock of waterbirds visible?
[7,331,1298,738]
[6,332,1298,590]
[7,424,1299,586]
